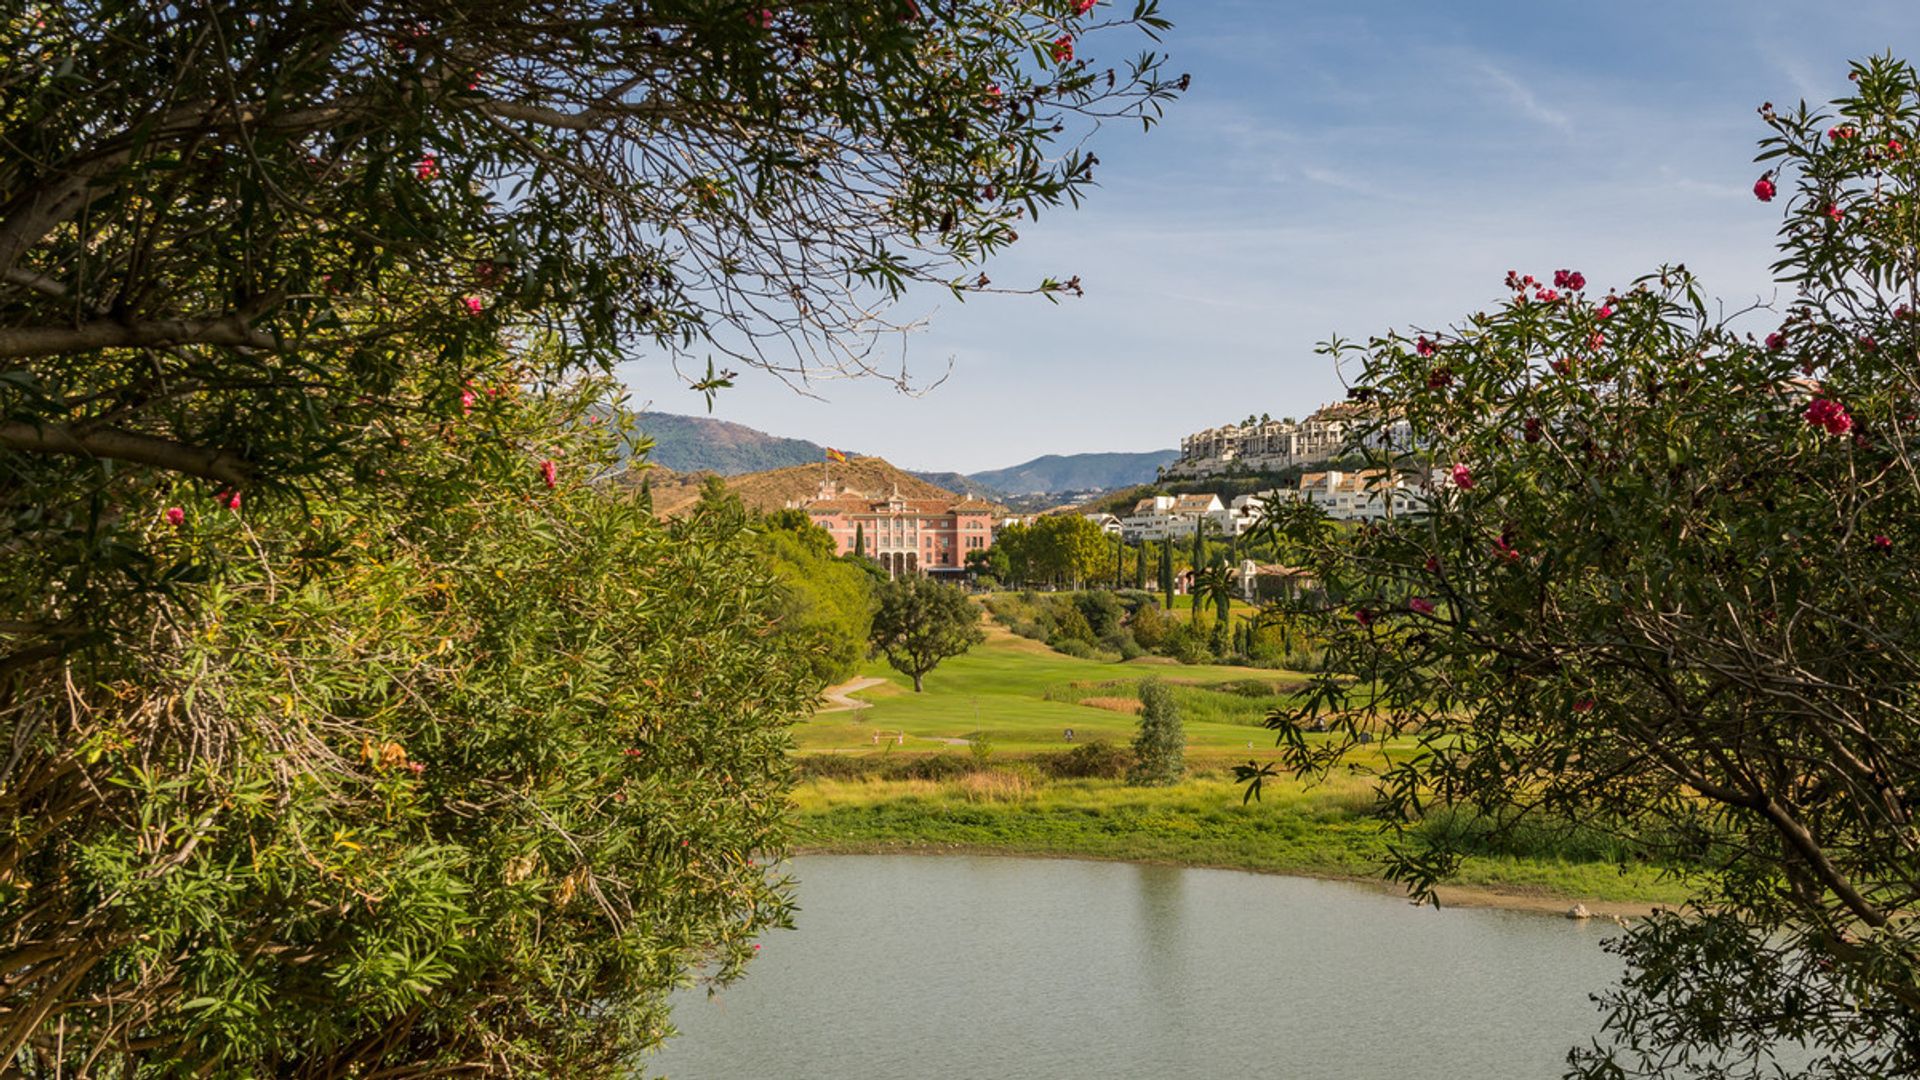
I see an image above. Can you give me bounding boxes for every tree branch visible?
[0,317,275,359]
[0,421,252,486]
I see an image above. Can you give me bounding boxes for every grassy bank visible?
[795,606,1696,909]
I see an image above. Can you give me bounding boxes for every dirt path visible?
[817,676,888,713]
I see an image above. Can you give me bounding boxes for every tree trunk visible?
[912,672,924,692]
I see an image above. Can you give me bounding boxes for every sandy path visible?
[817,676,888,713]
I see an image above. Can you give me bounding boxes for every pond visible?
[644,855,1625,1079]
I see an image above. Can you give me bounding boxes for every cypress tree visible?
[1135,544,1147,590]
[1114,540,1124,590]
[853,520,865,558]
[1128,678,1184,786]
[1160,541,1173,611]
[1190,520,1206,623]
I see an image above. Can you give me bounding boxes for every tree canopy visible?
[1244,55,1920,1079]
[869,575,984,692]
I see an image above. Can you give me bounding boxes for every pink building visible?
[797,481,996,578]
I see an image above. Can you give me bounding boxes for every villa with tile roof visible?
[793,480,997,578]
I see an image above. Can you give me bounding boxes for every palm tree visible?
[1192,561,1237,658]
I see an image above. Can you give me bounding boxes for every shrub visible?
[1050,637,1099,659]
[1038,740,1134,779]
[1128,678,1185,786]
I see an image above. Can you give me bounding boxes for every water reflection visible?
[645,855,1623,1080]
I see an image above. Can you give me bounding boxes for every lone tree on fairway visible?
[870,577,986,692]
[1128,677,1182,785]
[1242,56,1920,1080]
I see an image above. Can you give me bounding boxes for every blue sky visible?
[619,2,1920,474]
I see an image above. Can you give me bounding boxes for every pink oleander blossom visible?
[164,506,185,526]
[1753,175,1776,201]
[1408,597,1436,615]
[540,459,558,488]
[1450,463,1473,490]
[1804,397,1853,436]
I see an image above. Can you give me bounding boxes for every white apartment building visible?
[1163,404,1418,480]
[1263,469,1426,521]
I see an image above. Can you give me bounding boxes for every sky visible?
[618,1,1920,475]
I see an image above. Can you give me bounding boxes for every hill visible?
[907,469,1003,500]
[644,456,966,517]
[632,411,844,475]
[970,450,1178,495]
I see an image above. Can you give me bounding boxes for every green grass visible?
[796,626,1697,906]
[803,628,1310,757]
[790,770,1692,906]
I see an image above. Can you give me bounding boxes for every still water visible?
[645,855,1624,1079]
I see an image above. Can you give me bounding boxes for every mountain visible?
[632,411,844,475]
[968,450,1180,495]
[907,470,1003,500]
[642,456,967,517]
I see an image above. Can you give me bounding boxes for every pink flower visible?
[752,943,762,951]
[746,7,772,28]
[1827,124,1857,141]
[1587,331,1606,350]
[623,748,643,758]
[1051,35,1074,63]
[1595,304,1614,320]
[1803,397,1853,436]
[1550,357,1573,376]
[460,389,476,414]
[1423,556,1440,574]
[164,506,185,526]
[1824,201,1843,222]
[1872,534,1893,551]
[1765,331,1786,351]
[1353,608,1374,627]
[540,459,558,488]
[1572,699,1595,714]
[1492,536,1522,563]
[1889,138,1906,155]
[985,83,1002,101]
[463,296,484,315]
[1753,175,1776,202]
[1426,367,1452,390]
[415,154,439,181]
[1408,597,1436,615]
[1523,417,1542,443]
[1553,269,1586,291]
[1450,463,1474,490]
[407,760,426,774]
[215,490,242,511]
[1415,336,1436,357]
[1534,287,1560,303]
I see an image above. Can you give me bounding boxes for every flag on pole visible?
[825,447,848,464]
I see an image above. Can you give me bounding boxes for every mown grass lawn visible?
[792,619,1700,908]
[800,624,1313,758]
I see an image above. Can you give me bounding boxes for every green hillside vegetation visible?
[972,450,1179,494]
[633,411,845,475]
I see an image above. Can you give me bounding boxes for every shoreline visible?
[790,840,1665,921]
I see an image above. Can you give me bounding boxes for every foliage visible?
[0,1,1185,1070]
[869,577,986,692]
[0,379,813,1074]
[989,514,1114,586]
[1127,678,1183,785]
[1035,740,1133,779]
[758,522,876,684]
[1243,56,1920,1079]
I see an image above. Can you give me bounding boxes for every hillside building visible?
[793,480,997,578]
[1162,404,1417,480]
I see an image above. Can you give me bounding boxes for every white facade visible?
[1163,405,1418,480]
[1265,469,1426,521]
